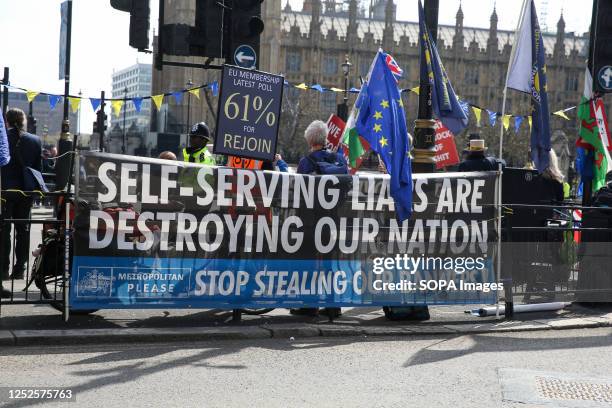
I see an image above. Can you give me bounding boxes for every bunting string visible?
[2,82,219,115]
[2,77,595,135]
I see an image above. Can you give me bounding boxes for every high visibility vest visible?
[182,147,215,165]
[227,155,264,170]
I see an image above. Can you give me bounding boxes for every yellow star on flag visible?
[380,100,389,109]
[398,99,404,108]
[373,111,383,120]
[373,123,382,133]
[379,136,388,147]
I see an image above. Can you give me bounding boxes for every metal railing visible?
[0,191,71,321]
[501,201,612,317]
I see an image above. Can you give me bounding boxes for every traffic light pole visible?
[61,0,73,134]
[27,101,37,135]
[1,67,8,116]
[56,0,73,192]
[99,91,106,152]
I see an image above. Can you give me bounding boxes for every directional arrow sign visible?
[234,45,257,69]
[598,65,612,91]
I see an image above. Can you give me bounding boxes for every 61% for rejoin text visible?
[223,93,277,130]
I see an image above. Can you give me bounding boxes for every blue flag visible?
[488,110,497,127]
[49,95,62,110]
[172,92,183,104]
[0,112,10,167]
[514,116,524,133]
[210,81,219,97]
[355,50,412,221]
[132,97,143,113]
[90,98,101,112]
[418,0,468,136]
[506,0,550,172]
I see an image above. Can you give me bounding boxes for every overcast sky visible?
[0,0,593,131]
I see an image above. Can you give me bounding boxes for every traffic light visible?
[230,0,264,67]
[27,116,37,135]
[590,0,612,93]
[189,0,226,58]
[95,109,108,135]
[110,0,150,51]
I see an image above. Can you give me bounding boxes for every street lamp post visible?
[412,0,439,173]
[339,55,352,122]
[384,0,440,323]
[122,86,127,154]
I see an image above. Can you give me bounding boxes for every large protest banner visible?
[71,152,500,309]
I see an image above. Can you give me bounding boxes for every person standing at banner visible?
[458,137,505,172]
[291,121,347,318]
[183,122,216,165]
[0,108,42,282]
[297,121,348,175]
[541,150,565,202]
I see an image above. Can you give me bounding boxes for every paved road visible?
[0,328,611,408]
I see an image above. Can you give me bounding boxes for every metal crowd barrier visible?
[0,191,71,321]
[501,202,612,317]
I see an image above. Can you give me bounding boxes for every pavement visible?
[1,328,612,408]
[1,297,611,347]
[0,207,609,347]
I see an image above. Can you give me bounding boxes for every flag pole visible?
[500,0,529,161]
[496,0,529,319]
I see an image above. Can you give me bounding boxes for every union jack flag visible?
[385,53,403,83]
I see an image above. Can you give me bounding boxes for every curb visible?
[1,318,610,347]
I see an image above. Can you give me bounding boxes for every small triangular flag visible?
[188,88,200,99]
[90,98,101,112]
[295,83,309,90]
[411,86,420,95]
[48,95,61,110]
[472,106,482,127]
[311,84,324,92]
[151,94,164,110]
[528,116,532,131]
[210,81,219,97]
[68,97,81,113]
[26,91,39,103]
[502,114,511,131]
[172,92,183,104]
[111,100,124,117]
[349,87,360,93]
[330,87,344,93]
[514,116,524,133]
[553,110,570,120]
[132,97,143,113]
[488,110,497,127]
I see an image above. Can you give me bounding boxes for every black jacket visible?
[1,128,42,190]
[458,153,505,172]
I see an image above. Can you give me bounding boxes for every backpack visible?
[306,151,348,175]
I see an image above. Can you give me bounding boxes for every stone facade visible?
[152,0,598,166]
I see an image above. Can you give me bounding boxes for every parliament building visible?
[153,0,594,170]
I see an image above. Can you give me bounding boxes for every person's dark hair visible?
[6,108,26,131]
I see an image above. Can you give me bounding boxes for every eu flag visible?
[355,50,412,221]
[418,0,468,136]
[506,0,550,172]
